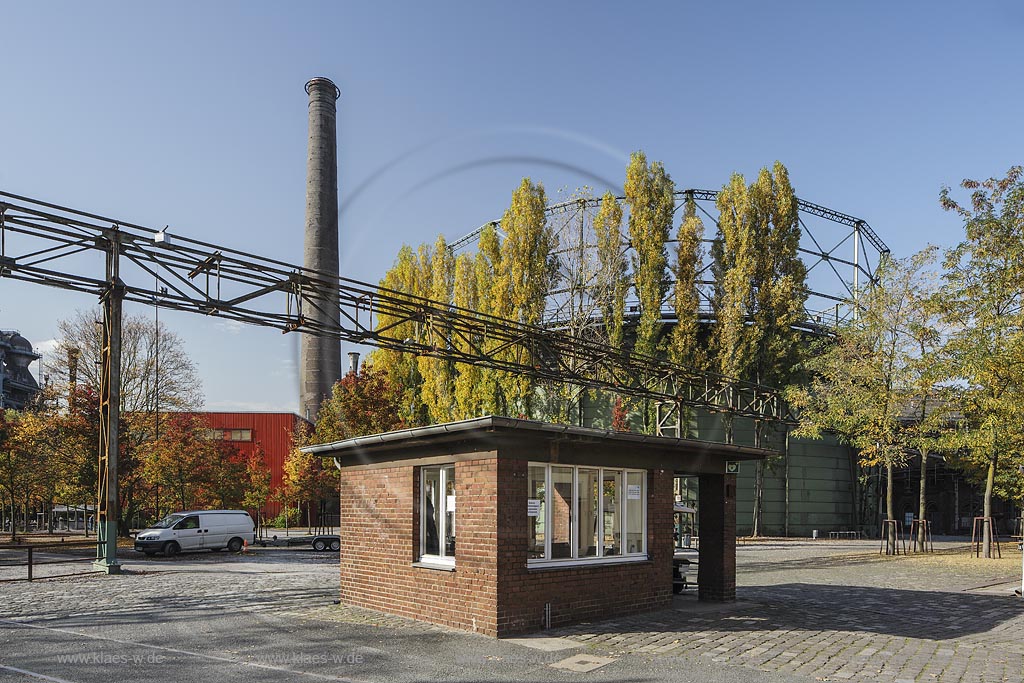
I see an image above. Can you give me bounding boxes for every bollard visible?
[27,547,33,581]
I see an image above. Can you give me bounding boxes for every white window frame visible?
[418,464,455,569]
[527,463,647,568]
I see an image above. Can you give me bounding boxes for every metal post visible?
[153,279,162,522]
[852,224,861,320]
[94,231,123,574]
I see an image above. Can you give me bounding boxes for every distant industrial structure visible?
[0,330,40,409]
[198,411,311,519]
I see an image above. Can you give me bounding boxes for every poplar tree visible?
[748,163,806,388]
[494,178,557,416]
[746,163,807,535]
[934,166,1024,557]
[417,234,457,422]
[625,152,675,359]
[372,244,429,425]
[475,224,505,415]
[667,193,705,369]
[452,253,485,418]
[594,192,629,349]
[711,173,756,441]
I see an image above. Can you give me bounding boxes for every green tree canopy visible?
[933,166,1024,553]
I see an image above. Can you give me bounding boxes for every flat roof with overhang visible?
[302,415,773,473]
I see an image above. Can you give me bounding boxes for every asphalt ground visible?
[1,539,1022,683]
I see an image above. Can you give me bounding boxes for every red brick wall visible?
[495,459,675,635]
[339,453,676,637]
[338,458,500,635]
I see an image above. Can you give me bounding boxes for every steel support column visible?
[94,233,123,574]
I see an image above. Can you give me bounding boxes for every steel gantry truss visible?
[1,189,796,571]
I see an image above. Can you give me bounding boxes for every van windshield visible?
[152,514,185,529]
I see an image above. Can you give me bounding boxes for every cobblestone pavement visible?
[2,542,1022,682]
[553,541,1024,683]
[0,548,337,620]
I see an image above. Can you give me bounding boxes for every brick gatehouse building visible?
[304,416,770,637]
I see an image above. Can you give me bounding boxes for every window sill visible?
[413,560,456,572]
[527,555,651,570]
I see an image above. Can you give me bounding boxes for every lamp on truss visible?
[153,225,172,246]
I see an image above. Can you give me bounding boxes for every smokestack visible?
[300,77,342,422]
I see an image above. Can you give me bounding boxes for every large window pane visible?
[577,468,599,558]
[423,467,441,556]
[550,466,573,559]
[625,471,644,554]
[527,465,546,559]
[602,470,622,556]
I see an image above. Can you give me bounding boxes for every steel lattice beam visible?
[0,190,792,423]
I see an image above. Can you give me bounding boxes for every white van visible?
[134,510,256,556]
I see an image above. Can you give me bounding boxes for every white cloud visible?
[213,320,245,335]
[33,338,59,358]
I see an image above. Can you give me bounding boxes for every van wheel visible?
[227,537,244,552]
[329,539,340,551]
[313,539,327,551]
[164,541,180,557]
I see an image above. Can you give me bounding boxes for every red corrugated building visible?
[197,412,310,517]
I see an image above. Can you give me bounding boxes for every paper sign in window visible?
[627,484,642,500]
[527,498,541,517]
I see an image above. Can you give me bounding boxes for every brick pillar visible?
[697,473,736,601]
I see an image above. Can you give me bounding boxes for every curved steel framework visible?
[451,189,889,333]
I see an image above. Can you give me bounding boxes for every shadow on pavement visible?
[554,583,1024,641]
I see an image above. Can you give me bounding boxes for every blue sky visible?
[1,1,1022,412]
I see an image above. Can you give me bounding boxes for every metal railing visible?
[0,540,97,582]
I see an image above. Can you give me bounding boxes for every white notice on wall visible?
[527,498,541,517]
[447,495,456,512]
[627,484,642,500]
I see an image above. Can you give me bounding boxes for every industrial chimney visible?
[300,77,342,421]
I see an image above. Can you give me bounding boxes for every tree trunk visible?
[983,454,996,558]
[783,429,790,538]
[752,460,764,537]
[917,451,928,548]
[886,462,896,553]
[8,495,16,542]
